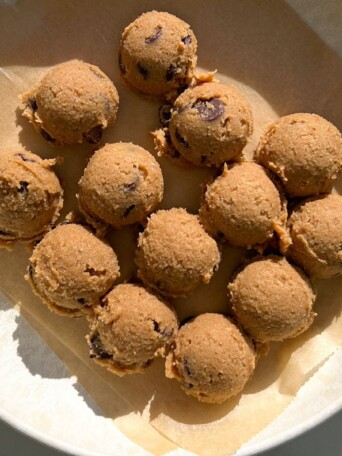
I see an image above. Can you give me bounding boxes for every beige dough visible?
[86,283,178,376]
[199,161,288,250]
[78,142,163,232]
[288,194,342,278]
[21,60,119,145]
[27,223,120,316]
[166,313,256,403]
[228,256,316,343]
[154,82,253,167]
[0,150,63,247]
[255,113,342,197]
[135,208,221,298]
[119,11,197,99]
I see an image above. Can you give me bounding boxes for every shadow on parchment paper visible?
[0,0,341,128]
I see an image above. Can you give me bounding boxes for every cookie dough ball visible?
[119,11,197,98]
[255,113,342,197]
[228,256,316,343]
[78,143,163,230]
[0,150,63,246]
[27,224,120,316]
[166,313,256,403]
[87,283,178,376]
[288,194,342,278]
[135,208,221,297]
[200,162,288,249]
[160,82,253,167]
[21,60,119,145]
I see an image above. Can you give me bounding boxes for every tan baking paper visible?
[0,1,341,455]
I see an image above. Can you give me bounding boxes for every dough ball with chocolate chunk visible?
[0,150,63,246]
[21,60,119,145]
[255,113,342,197]
[119,11,197,98]
[166,313,256,403]
[87,283,178,376]
[135,208,221,298]
[288,194,342,278]
[199,161,288,250]
[78,143,163,231]
[27,224,120,317]
[228,256,316,343]
[158,82,253,167]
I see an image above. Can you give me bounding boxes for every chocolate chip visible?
[175,128,189,148]
[183,359,192,377]
[141,360,152,369]
[89,333,112,359]
[145,26,162,44]
[124,177,139,192]
[137,62,149,80]
[181,34,192,45]
[166,63,177,81]
[28,97,38,111]
[41,129,56,143]
[28,264,34,276]
[153,320,161,332]
[118,53,126,74]
[159,104,173,127]
[162,327,174,338]
[193,98,224,121]
[184,382,194,389]
[77,298,86,305]
[123,204,136,217]
[15,153,36,163]
[83,125,102,144]
[165,130,172,145]
[18,181,29,193]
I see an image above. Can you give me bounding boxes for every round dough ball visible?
[87,283,178,376]
[167,82,253,167]
[27,224,120,316]
[255,113,342,197]
[228,256,316,343]
[288,194,342,278]
[135,208,221,297]
[166,313,256,403]
[78,142,164,230]
[21,60,119,145]
[119,11,197,98]
[0,150,63,245]
[199,161,287,249]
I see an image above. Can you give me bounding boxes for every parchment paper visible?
[0,1,341,455]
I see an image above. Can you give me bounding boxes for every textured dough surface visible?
[165,313,256,403]
[119,11,197,98]
[228,255,316,343]
[78,142,163,231]
[199,161,288,249]
[255,113,342,197]
[156,82,253,167]
[87,283,178,376]
[27,223,120,316]
[0,150,63,245]
[21,60,119,145]
[288,194,342,278]
[135,208,221,297]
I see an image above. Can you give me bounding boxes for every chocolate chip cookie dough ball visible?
[154,82,253,167]
[166,313,256,403]
[87,283,178,376]
[78,143,163,232]
[21,60,119,145]
[119,11,197,98]
[0,150,63,246]
[255,113,342,197]
[288,194,342,278]
[199,162,288,250]
[228,256,316,343]
[135,208,221,297]
[27,224,120,316]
